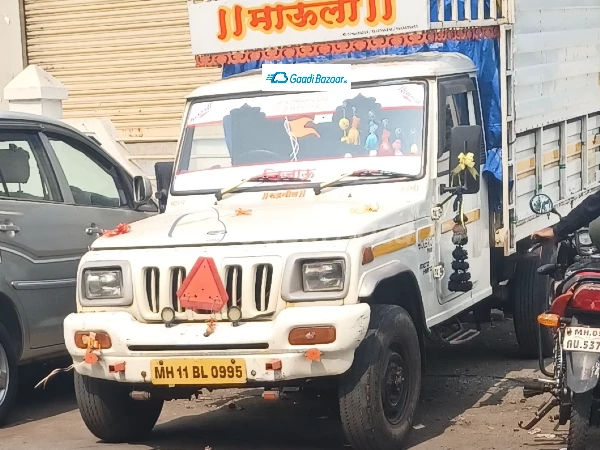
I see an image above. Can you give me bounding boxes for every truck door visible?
[434,76,490,306]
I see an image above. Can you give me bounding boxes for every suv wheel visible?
[0,323,18,427]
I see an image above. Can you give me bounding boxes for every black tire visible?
[513,246,554,359]
[338,305,421,450]
[568,393,592,450]
[74,372,163,443]
[0,323,18,427]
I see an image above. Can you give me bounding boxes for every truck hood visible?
[91,199,418,249]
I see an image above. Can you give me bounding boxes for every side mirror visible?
[529,193,555,215]
[133,175,152,206]
[154,161,174,214]
[588,217,600,250]
[448,125,483,195]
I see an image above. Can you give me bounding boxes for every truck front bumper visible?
[64,304,370,384]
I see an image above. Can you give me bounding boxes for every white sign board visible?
[187,0,429,56]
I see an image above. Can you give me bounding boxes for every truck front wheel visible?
[74,372,163,443]
[338,304,421,450]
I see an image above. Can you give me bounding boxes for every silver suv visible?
[0,111,157,425]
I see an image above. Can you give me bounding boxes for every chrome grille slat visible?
[225,265,243,308]
[144,267,160,313]
[170,267,187,312]
[254,264,273,312]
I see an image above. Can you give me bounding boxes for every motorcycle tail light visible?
[550,291,573,317]
[538,313,560,328]
[571,283,600,312]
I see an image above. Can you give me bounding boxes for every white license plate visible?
[563,327,600,353]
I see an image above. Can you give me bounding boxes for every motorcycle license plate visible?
[563,327,600,352]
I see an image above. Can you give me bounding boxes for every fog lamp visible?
[227,306,242,323]
[161,307,176,326]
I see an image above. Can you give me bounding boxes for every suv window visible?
[0,132,60,202]
[47,135,127,208]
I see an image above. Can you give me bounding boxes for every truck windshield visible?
[174,82,426,193]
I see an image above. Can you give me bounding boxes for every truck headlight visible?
[84,269,123,299]
[302,260,345,292]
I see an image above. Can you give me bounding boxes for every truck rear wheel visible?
[513,249,554,359]
[74,372,163,443]
[338,304,421,450]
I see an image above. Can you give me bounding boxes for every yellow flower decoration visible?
[451,152,479,187]
[351,203,380,214]
[234,208,252,216]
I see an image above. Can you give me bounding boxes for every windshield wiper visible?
[216,173,308,201]
[314,169,418,195]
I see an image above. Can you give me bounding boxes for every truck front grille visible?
[141,260,279,321]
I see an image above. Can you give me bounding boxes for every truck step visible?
[447,329,480,345]
[434,318,481,345]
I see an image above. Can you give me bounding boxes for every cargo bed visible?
[429,0,600,252]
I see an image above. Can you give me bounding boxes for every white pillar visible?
[0,0,25,110]
[3,65,68,119]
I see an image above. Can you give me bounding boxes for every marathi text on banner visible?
[217,0,394,42]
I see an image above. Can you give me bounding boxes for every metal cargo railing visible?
[430,0,510,28]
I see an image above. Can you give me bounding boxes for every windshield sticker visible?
[189,103,212,124]
[262,189,306,199]
[262,168,315,180]
[397,183,420,192]
[186,84,424,127]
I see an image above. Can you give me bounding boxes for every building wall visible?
[0,0,25,109]
[21,0,220,175]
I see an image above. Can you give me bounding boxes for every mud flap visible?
[566,351,600,394]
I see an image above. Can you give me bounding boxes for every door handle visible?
[0,224,20,232]
[85,223,104,236]
[0,221,20,233]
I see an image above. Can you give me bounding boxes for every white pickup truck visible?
[63,0,600,448]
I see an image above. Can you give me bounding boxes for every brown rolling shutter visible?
[23,0,220,144]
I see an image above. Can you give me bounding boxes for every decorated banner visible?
[187,0,429,56]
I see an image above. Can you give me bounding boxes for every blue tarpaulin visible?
[221,0,505,209]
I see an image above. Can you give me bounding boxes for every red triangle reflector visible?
[176,257,229,312]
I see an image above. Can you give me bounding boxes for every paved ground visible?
[1,316,596,449]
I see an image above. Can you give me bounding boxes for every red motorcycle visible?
[519,194,600,449]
